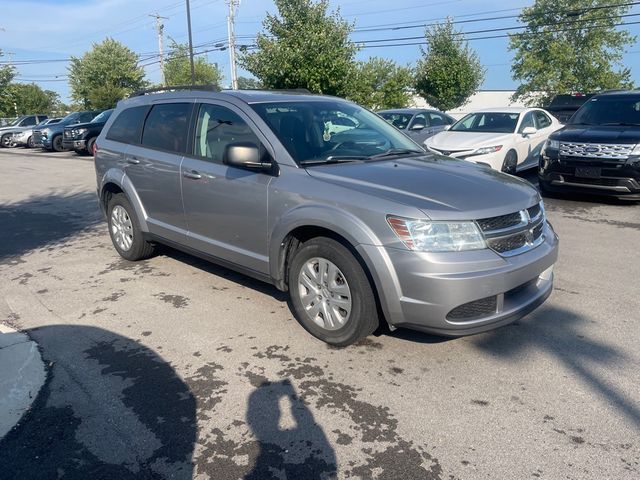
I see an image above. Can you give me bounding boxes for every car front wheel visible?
[107,194,155,261]
[501,150,518,175]
[52,135,64,152]
[1,134,12,148]
[289,237,379,347]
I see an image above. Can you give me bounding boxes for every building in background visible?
[411,90,528,119]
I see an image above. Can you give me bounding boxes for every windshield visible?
[250,101,422,164]
[61,112,81,123]
[378,112,413,130]
[451,112,520,133]
[5,117,21,127]
[91,109,113,123]
[570,96,640,126]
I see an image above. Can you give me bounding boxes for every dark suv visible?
[63,109,113,155]
[34,110,102,151]
[95,88,558,346]
[544,93,594,124]
[539,91,640,200]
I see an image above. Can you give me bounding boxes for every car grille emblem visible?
[583,146,599,153]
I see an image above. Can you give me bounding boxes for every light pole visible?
[185,0,196,85]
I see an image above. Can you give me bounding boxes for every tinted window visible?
[534,111,552,129]
[141,103,190,154]
[428,112,448,126]
[378,112,412,130]
[91,109,113,123]
[412,113,428,128]
[570,96,640,126]
[21,116,37,127]
[106,106,149,144]
[518,112,535,133]
[194,104,260,162]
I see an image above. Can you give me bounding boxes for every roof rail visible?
[128,84,221,98]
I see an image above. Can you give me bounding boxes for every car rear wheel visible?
[107,194,155,261]
[501,150,518,175]
[52,135,64,152]
[1,134,12,148]
[289,237,379,347]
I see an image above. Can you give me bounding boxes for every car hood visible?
[426,131,514,150]
[551,125,640,144]
[64,121,104,130]
[305,155,539,221]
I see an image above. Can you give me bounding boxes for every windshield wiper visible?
[368,148,425,160]
[299,155,368,166]
[600,122,640,126]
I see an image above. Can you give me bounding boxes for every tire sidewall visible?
[107,194,145,261]
[502,150,517,174]
[86,137,96,156]
[1,134,11,148]
[52,135,63,152]
[27,136,34,148]
[289,238,377,346]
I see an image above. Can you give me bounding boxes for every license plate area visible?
[575,166,601,178]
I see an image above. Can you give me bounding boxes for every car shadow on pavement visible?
[0,191,103,263]
[0,325,197,480]
[471,305,640,428]
[244,379,337,479]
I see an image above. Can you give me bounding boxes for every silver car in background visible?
[378,108,456,144]
[12,118,63,148]
[95,89,558,346]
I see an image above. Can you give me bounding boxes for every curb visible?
[0,323,46,440]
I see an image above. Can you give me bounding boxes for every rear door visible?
[124,102,193,243]
[180,101,272,274]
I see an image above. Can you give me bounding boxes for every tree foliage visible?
[510,0,636,105]
[164,41,223,87]
[240,0,358,96]
[237,76,263,90]
[0,49,16,117]
[6,83,61,115]
[414,19,485,112]
[348,58,414,110]
[68,38,146,109]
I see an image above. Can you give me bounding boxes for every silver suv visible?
[95,88,559,346]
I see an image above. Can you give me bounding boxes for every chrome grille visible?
[559,142,634,160]
[476,202,546,257]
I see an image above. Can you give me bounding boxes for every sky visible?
[1,0,639,103]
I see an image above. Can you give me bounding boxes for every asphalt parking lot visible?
[0,147,639,480]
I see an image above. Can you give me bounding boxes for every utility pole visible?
[150,14,168,86]
[227,0,239,89]
[185,0,196,85]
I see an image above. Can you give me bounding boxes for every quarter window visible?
[106,106,150,144]
[194,104,260,163]
[141,103,191,154]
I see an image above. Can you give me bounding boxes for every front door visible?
[180,101,272,274]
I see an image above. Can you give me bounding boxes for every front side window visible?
[378,112,412,130]
[251,101,421,164]
[91,109,113,123]
[451,112,520,133]
[518,112,535,133]
[428,112,448,126]
[193,104,260,162]
[21,116,37,127]
[411,113,428,128]
[141,103,190,154]
[106,106,149,144]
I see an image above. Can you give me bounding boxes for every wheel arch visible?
[99,171,149,232]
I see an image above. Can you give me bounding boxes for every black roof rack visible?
[128,84,221,98]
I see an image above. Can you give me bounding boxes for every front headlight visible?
[472,145,503,156]
[387,216,486,252]
[546,139,560,150]
[74,128,88,136]
[41,129,50,138]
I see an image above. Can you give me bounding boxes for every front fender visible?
[99,169,149,233]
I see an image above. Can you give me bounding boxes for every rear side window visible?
[534,111,552,129]
[21,116,37,126]
[106,106,149,144]
[141,103,191,154]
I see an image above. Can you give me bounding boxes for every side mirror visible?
[443,125,451,131]
[522,126,537,136]
[410,123,426,131]
[224,142,274,173]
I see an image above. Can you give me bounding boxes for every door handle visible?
[183,170,202,180]
[127,157,140,165]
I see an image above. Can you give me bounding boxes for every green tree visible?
[0,50,16,117]
[414,19,485,112]
[237,76,263,89]
[240,0,358,96]
[68,38,146,109]
[348,58,414,110]
[510,0,636,105]
[164,41,223,87]
[7,83,61,114]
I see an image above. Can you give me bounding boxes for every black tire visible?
[52,135,64,152]
[86,137,96,156]
[27,136,34,148]
[501,150,518,175]
[288,237,379,347]
[1,133,12,148]
[107,193,155,261]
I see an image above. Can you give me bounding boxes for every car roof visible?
[594,90,640,99]
[377,108,441,114]
[468,107,534,114]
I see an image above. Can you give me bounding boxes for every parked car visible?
[539,90,640,200]
[12,118,63,148]
[0,114,49,148]
[63,109,113,155]
[545,93,594,124]
[425,108,562,174]
[377,108,456,143]
[95,88,558,346]
[33,110,102,152]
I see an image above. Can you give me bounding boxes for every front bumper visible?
[539,150,640,200]
[358,222,559,336]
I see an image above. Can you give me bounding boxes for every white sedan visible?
[424,107,562,174]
